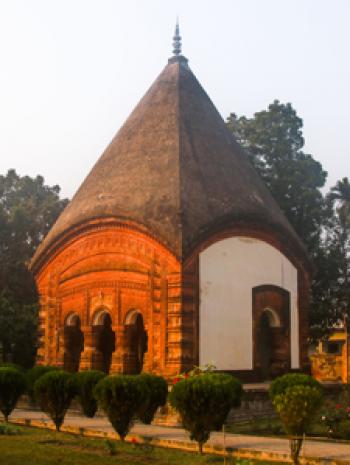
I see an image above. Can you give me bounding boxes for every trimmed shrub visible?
[0,363,23,371]
[74,370,106,418]
[269,373,321,400]
[169,373,243,453]
[0,423,21,435]
[26,365,60,401]
[269,374,323,465]
[0,367,26,422]
[137,374,168,424]
[94,375,147,441]
[34,370,75,431]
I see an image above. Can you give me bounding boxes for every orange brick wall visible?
[34,220,198,379]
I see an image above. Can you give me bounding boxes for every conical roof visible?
[32,52,307,270]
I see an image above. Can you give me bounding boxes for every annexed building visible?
[310,326,349,383]
[30,27,311,381]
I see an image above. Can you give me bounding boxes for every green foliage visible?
[34,370,75,431]
[0,367,26,422]
[0,169,67,367]
[0,422,21,435]
[226,102,350,338]
[0,295,38,368]
[338,419,350,440]
[312,179,350,332]
[137,374,168,424]
[328,177,350,227]
[169,373,243,453]
[272,384,323,436]
[227,101,327,253]
[26,365,60,401]
[269,373,322,400]
[94,375,147,441]
[270,374,323,465]
[319,386,350,438]
[105,438,118,456]
[74,370,106,418]
[0,362,23,371]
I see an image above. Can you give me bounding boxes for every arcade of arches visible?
[35,223,186,377]
[62,308,146,374]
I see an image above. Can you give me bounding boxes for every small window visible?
[326,341,343,355]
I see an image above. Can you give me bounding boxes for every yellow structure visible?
[310,327,349,383]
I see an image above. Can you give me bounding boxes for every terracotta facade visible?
[32,41,311,381]
[34,217,310,380]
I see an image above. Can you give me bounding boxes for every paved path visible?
[9,408,350,463]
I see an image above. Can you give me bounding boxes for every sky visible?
[0,0,349,199]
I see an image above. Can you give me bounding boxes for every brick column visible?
[110,325,123,373]
[79,326,94,370]
[56,327,65,368]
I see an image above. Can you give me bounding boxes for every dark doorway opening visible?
[64,314,84,372]
[253,285,291,380]
[92,312,115,373]
[125,312,148,374]
[257,311,274,379]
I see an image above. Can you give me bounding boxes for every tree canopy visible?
[227,101,349,337]
[0,169,67,367]
[227,100,327,253]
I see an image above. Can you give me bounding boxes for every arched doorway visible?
[64,313,84,372]
[253,285,291,380]
[124,311,148,374]
[92,310,115,373]
[257,309,279,379]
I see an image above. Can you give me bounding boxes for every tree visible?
[26,365,60,402]
[0,294,38,368]
[0,169,67,366]
[74,370,106,418]
[309,183,350,332]
[34,371,75,431]
[0,367,26,422]
[227,101,327,253]
[328,177,350,227]
[169,373,242,453]
[227,101,339,338]
[94,375,148,441]
[137,374,168,424]
[269,374,323,465]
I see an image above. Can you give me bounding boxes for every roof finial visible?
[172,18,181,56]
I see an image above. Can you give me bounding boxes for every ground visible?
[8,408,350,462]
[227,416,329,437]
[0,424,281,465]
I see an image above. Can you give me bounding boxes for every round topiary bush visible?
[34,370,75,431]
[26,365,60,401]
[0,362,23,372]
[94,375,148,441]
[169,373,243,453]
[0,367,26,422]
[269,373,323,465]
[73,370,106,418]
[137,373,168,424]
[269,373,321,400]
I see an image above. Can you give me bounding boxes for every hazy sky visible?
[0,0,349,198]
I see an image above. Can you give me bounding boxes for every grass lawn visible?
[0,423,284,465]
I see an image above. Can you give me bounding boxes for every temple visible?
[30,25,311,381]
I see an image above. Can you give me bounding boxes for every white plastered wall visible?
[199,236,299,370]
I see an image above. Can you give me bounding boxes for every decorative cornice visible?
[31,217,179,277]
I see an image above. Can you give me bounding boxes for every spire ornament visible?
[172,19,182,56]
